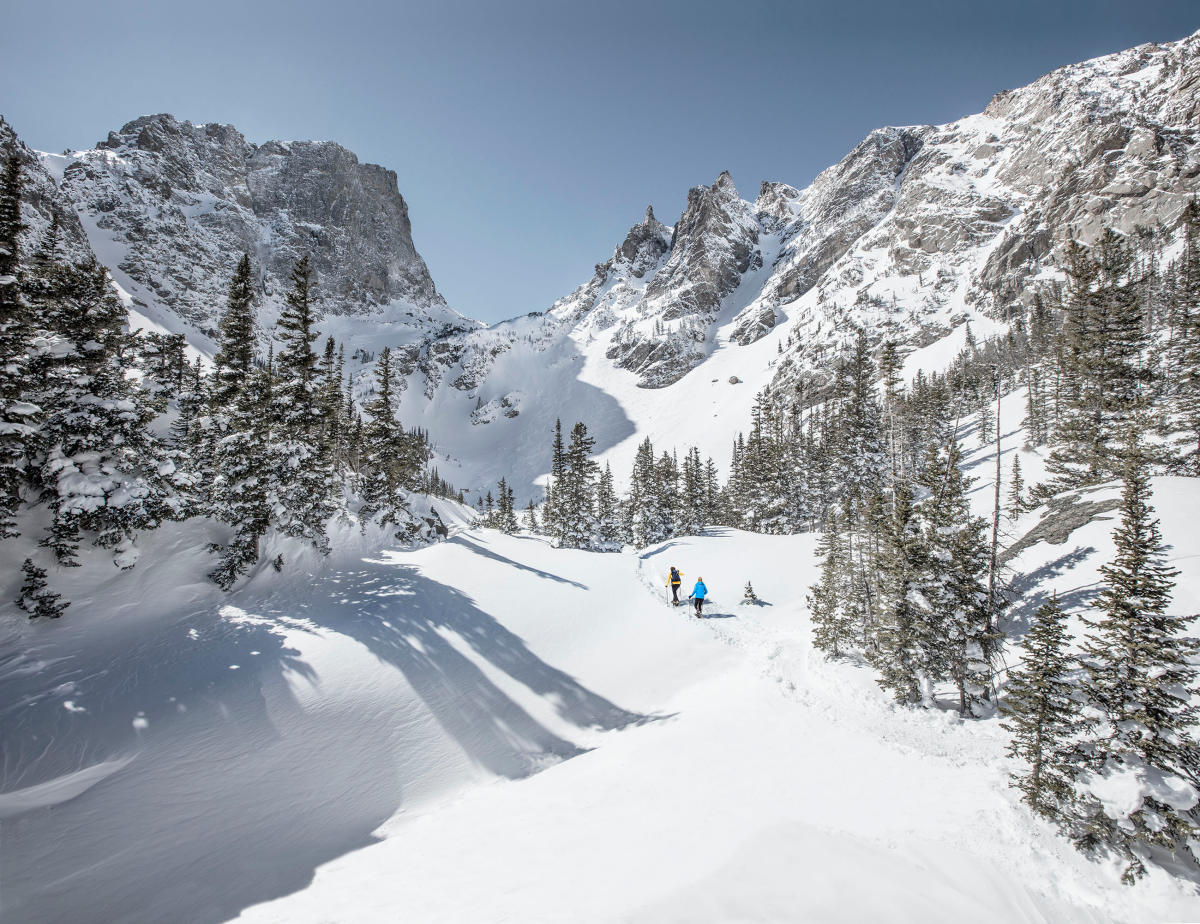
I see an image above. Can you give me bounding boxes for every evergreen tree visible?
[1176,202,1200,473]
[169,358,211,515]
[492,476,519,533]
[593,462,622,550]
[1001,596,1080,824]
[838,328,887,505]
[523,498,539,533]
[14,558,69,619]
[207,354,273,589]
[1073,433,1199,882]
[868,481,926,704]
[809,509,856,658]
[1047,233,1148,488]
[360,347,418,535]
[625,437,669,547]
[677,446,706,535]
[270,256,335,550]
[554,421,598,548]
[0,153,31,539]
[36,259,173,564]
[212,253,256,408]
[542,419,566,537]
[917,436,1000,715]
[1007,454,1027,518]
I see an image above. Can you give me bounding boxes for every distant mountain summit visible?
[32,113,473,351]
[3,29,1198,494]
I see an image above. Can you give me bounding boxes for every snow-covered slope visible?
[3,494,1198,922]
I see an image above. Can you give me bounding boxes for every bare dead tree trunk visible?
[986,368,1003,700]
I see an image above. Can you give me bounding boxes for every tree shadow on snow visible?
[0,602,395,924]
[448,534,588,589]
[1002,547,1098,639]
[296,557,657,782]
[0,546,661,924]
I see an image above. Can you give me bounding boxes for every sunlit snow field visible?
[2,465,1199,923]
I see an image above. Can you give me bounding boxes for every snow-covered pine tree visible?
[702,455,722,526]
[542,419,566,538]
[837,327,887,510]
[1176,202,1200,473]
[1001,595,1080,824]
[1047,233,1148,489]
[1007,454,1027,518]
[14,558,69,619]
[270,256,335,552]
[208,260,272,588]
[809,509,852,657]
[493,477,519,533]
[654,450,679,537]
[914,436,999,715]
[868,481,926,704]
[213,254,256,406]
[523,498,539,533]
[1073,431,1199,882]
[316,336,346,463]
[555,421,598,548]
[625,437,669,547]
[35,258,174,564]
[0,153,32,539]
[359,346,419,536]
[166,358,211,516]
[138,331,188,412]
[676,446,705,536]
[593,462,622,550]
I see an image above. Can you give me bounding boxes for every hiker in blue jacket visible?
[689,577,708,617]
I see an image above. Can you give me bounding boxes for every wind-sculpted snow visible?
[0,517,659,923]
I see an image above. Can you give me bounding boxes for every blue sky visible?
[2,0,1197,323]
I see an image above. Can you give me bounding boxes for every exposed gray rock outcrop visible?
[46,114,458,342]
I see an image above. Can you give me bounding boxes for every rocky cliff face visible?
[40,114,462,346]
[0,117,94,265]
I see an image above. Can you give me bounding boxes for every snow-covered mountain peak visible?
[608,204,672,280]
[37,112,475,356]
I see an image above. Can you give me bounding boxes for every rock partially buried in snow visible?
[728,375,740,385]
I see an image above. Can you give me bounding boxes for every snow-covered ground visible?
[4,486,1199,921]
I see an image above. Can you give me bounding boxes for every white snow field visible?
[3,497,1199,922]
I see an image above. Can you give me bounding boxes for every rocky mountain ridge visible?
[3,29,1199,495]
[29,113,473,352]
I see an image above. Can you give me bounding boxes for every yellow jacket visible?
[667,570,683,587]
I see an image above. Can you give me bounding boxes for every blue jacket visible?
[692,581,708,599]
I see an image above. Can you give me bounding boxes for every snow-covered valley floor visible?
[3,514,1199,922]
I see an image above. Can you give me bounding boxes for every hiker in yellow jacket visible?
[666,566,683,605]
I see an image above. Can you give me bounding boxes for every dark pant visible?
[671,584,680,603]
[693,596,703,616]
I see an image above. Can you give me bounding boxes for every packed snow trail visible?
[237,530,1198,923]
[4,520,1199,922]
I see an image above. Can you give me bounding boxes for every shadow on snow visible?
[0,542,657,924]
